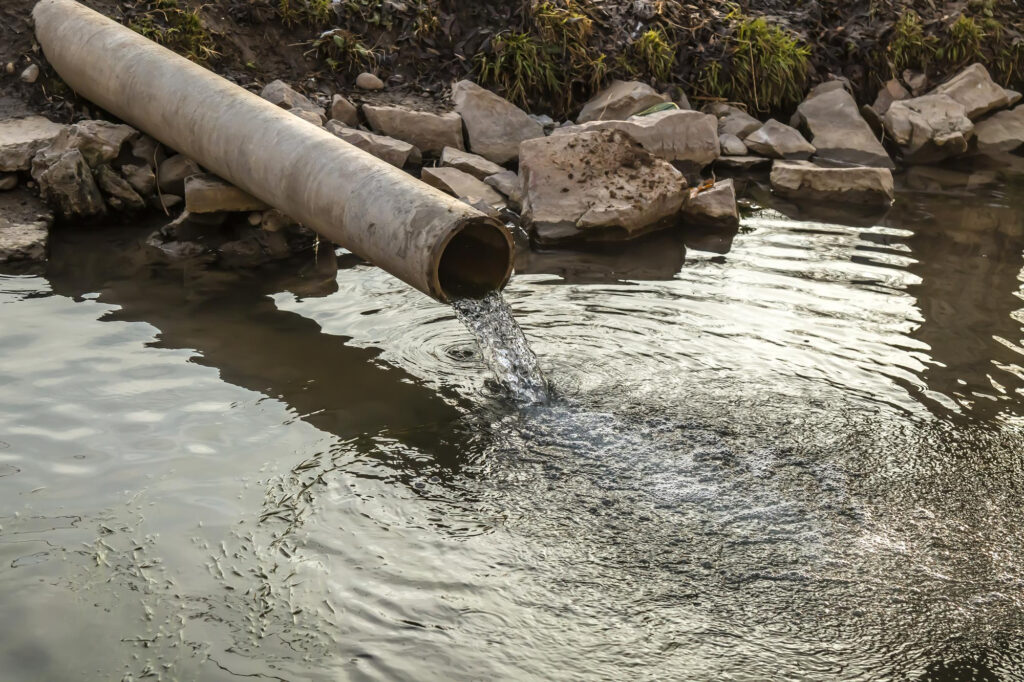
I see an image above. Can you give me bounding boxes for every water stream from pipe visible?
[452,291,549,404]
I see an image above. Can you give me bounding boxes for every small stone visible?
[903,69,928,96]
[743,119,815,159]
[120,163,157,197]
[872,79,911,116]
[260,79,326,123]
[704,103,762,139]
[421,167,506,209]
[330,94,359,127]
[261,209,297,232]
[355,72,385,90]
[150,193,183,212]
[95,164,146,211]
[291,109,324,126]
[451,80,544,164]
[0,189,52,263]
[184,173,269,213]
[1006,89,1023,108]
[158,154,201,195]
[484,170,522,212]
[0,173,17,191]
[719,133,747,156]
[681,178,739,230]
[325,120,420,168]
[362,104,464,154]
[32,148,106,219]
[4,63,14,75]
[440,147,505,180]
[20,64,40,84]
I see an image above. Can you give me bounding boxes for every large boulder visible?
[704,103,762,139]
[770,160,894,205]
[420,167,506,209]
[972,105,1024,154]
[577,80,669,123]
[324,120,420,167]
[931,63,1013,120]
[681,179,739,230]
[440,147,505,180]
[743,119,814,159]
[0,189,52,263]
[520,129,687,243]
[184,173,269,213]
[451,80,544,164]
[362,105,464,154]
[882,94,974,164]
[0,116,65,172]
[551,109,719,170]
[32,148,107,219]
[792,88,894,168]
[260,80,326,123]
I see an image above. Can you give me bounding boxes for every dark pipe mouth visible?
[436,217,514,301]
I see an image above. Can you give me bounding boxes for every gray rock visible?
[0,189,52,263]
[420,167,506,209]
[451,80,544,164]
[743,119,815,159]
[95,164,146,211]
[158,154,201,195]
[520,129,687,243]
[577,80,669,123]
[19,64,39,84]
[484,170,522,212]
[355,72,385,90]
[681,178,739,230]
[973,105,1024,154]
[363,104,464,154]
[440,147,505,180]
[705,103,762,139]
[32,149,106,219]
[713,155,772,171]
[324,120,420,167]
[903,70,928,96]
[130,135,164,170]
[0,116,65,172]
[330,94,359,126]
[1006,89,1023,108]
[261,209,298,232]
[120,163,156,197]
[882,94,974,164]
[719,133,747,156]
[291,109,324,126]
[676,91,692,110]
[551,109,719,169]
[792,88,894,168]
[770,160,894,205]
[0,173,17,191]
[260,80,326,123]
[931,63,1011,120]
[872,79,911,116]
[806,80,851,99]
[150,193,183,212]
[44,120,138,169]
[184,173,269,213]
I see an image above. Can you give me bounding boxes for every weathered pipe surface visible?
[32,0,513,302]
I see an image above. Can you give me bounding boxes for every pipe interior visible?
[438,220,513,300]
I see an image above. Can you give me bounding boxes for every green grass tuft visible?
[127,0,219,63]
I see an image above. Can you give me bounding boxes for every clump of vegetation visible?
[887,10,937,73]
[312,28,381,74]
[126,0,219,62]
[475,32,560,109]
[701,12,810,112]
[941,14,986,67]
[627,28,676,83]
[277,0,334,28]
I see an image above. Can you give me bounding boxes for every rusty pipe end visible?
[433,216,515,303]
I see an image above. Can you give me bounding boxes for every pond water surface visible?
[3,168,1024,680]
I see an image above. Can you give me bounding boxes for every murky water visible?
[3,167,1024,680]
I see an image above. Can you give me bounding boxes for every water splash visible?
[452,291,549,404]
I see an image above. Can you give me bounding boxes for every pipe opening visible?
[438,219,514,301]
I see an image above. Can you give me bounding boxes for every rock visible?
[19,64,39,84]
[529,114,557,134]
[451,80,544,164]
[676,91,692,110]
[159,210,226,242]
[903,69,928,96]
[158,155,201,195]
[806,80,851,99]
[931,63,1011,120]
[973,105,1024,154]
[681,179,739,230]
[33,149,106,219]
[420,167,506,209]
[130,135,163,170]
[0,189,52,263]
[872,79,911,116]
[0,116,65,172]
[363,104,464,154]
[743,119,815,159]
[291,109,324,126]
[484,170,522,212]
[330,94,359,126]
[261,209,297,232]
[0,173,17,191]
[551,109,719,169]
[520,129,687,243]
[577,80,669,123]
[714,155,772,171]
[260,79,326,123]
[770,160,894,205]
[440,146,505,180]
[355,72,385,90]
[184,173,269,213]
[247,212,263,226]
[882,94,974,164]
[45,120,138,169]
[4,63,13,75]
[150,193,182,212]
[792,88,894,168]
[324,120,420,167]
[120,163,156,197]
[1006,89,1023,108]
[705,103,762,139]
[94,164,146,211]
[145,231,210,262]
[719,134,747,156]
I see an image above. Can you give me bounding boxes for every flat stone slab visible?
[325,120,420,168]
[185,173,269,213]
[0,116,65,172]
[932,63,1012,120]
[577,80,669,123]
[363,105,464,154]
[793,88,894,169]
[770,160,894,205]
[0,189,53,263]
[973,105,1024,153]
[451,80,544,164]
[420,167,506,208]
[681,178,739,229]
[440,147,505,180]
[713,155,772,171]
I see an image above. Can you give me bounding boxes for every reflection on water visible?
[2,171,1024,680]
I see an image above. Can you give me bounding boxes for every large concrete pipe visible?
[32,0,513,302]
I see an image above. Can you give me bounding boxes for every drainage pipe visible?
[32,0,513,302]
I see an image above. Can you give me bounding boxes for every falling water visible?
[452,291,549,404]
